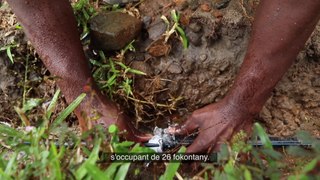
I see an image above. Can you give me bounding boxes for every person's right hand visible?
[174,100,253,153]
[75,87,151,143]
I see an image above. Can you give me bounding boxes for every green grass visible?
[1,1,319,179]
[161,10,189,49]
[90,49,146,99]
[72,0,98,40]
[0,43,17,64]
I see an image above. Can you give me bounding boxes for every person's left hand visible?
[174,100,253,153]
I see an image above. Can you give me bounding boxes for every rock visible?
[130,61,152,75]
[199,54,207,61]
[147,18,167,41]
[167,63,182,74]
[103,0,139,4]
[142,16,152,28]
[188,22,202,33]
[186,30,202,46]
[90,12,142,51]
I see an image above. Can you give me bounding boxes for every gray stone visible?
[187,30,202,46]
[90,12,142,51]
[167,63,182,74]
[189,22,202,33]
[147,18,167,41]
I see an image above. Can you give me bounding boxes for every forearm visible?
[225,0,320,115]
[7,0,91,101]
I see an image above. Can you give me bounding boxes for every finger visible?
[213,126,235,152]
[117,115,152,143]
[131,130,153,142]
[242,120,253,136]
[174,116,199,136]
[186,133,215,153]
[121,126,152,142]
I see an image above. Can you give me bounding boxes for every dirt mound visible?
[134,0,320,136]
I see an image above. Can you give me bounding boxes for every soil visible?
[0,0,319,139]
[0,2,72,127]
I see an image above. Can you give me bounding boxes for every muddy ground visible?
[0,0,319,139]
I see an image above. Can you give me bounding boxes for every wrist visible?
[223,93,259,118]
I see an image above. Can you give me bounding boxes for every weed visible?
[72,0,98,40]
[161,10,189,49]
[0,91,86,179]
[0,43,17,64]
[160,146,186,180]
[90,50,145,99]
[193,123,320,179]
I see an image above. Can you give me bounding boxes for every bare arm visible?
[7,0,150,141]
[177,0,320,153]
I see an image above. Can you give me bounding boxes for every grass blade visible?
[115,163,130,180]
[160,146,186,180]
[46,89,61,119]
[5,152,17,176]
[6,46,14,64]
[85,163,105,180]
[176,26,188,49]
[253,123,272,149]
[52,93,86,128]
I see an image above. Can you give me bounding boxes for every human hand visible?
[75,88,151,143]
[174,100,253,153]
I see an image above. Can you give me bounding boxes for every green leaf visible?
[175,26,189,49]
[76,138,101,179]
[46,89,61,119]
[296,131,317,145]
[160,146,186,180]
[224,160,236,177]
[253,123,272,149]
[22,98,42,112]
[115,163,130,180]
[117,141,134,147]
[302,158,318,174]
[130,143,156,153]
[85,163,105,180]
[261,149,282,160]
[287,146,312,157]
[52,93,86,128]
[0,124,24,138]
[128,69,146,75]
[170,10,179,23]
[6,46,14,64]
[5,152,17,176]
[90,59,103,66]
[49,143,63,180]
[15,24,22,29]
[108,124,118,134]
[218,143,229,162]
[105,163,122,179]
[244,168,252,180]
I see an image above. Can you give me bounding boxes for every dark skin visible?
[6,0,320,152]
[6,0,150,142]
[176,0,320,153]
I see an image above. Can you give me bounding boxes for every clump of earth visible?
[0,0,319,138]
